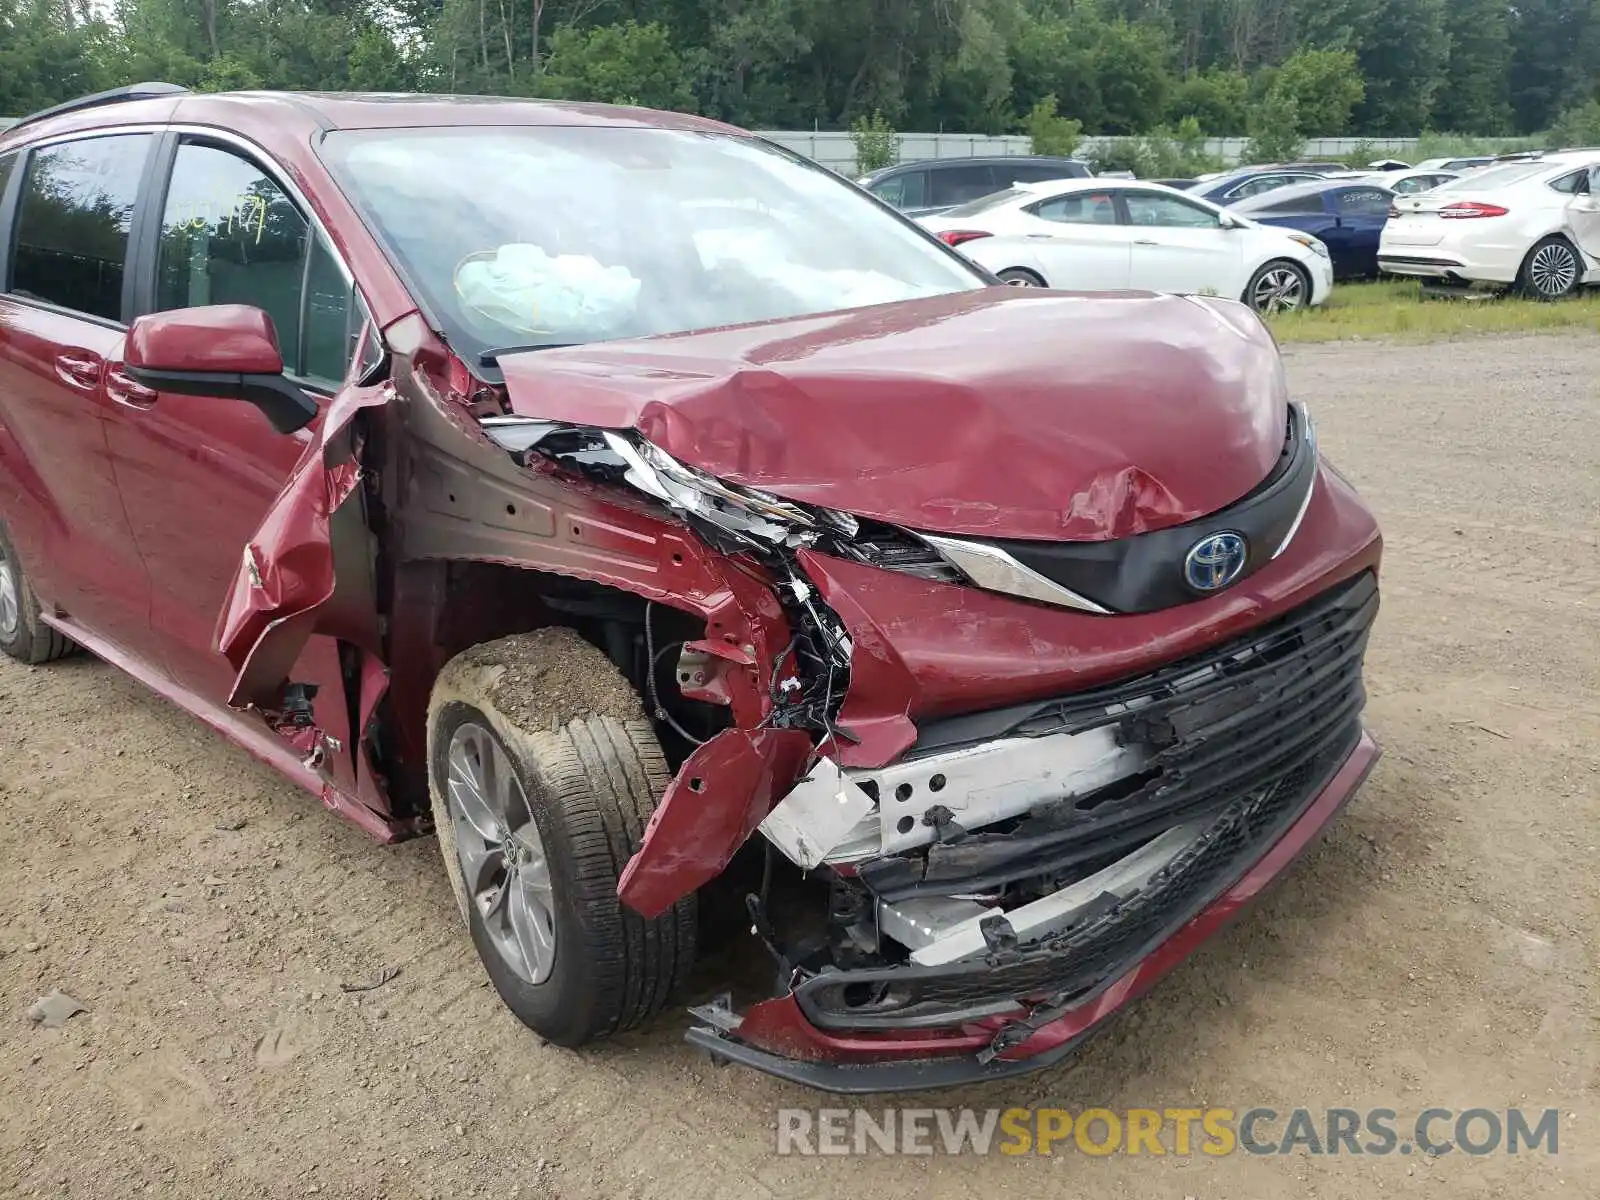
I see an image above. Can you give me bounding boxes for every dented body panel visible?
[500,289,1288,541]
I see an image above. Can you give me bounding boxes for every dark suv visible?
[0,85,1381,1091]
[860,155,1093,216]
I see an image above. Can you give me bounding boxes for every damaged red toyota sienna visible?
[0,86,1381,1091]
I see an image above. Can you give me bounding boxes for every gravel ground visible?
[1,333,1597,1199]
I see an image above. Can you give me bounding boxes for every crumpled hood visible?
[498,288,1288,541]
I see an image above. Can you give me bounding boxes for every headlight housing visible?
[1287,231,1331,259]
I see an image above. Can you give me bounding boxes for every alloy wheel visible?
[0,548,19,641]
[445,721,557,985]
[1528,242,1578,297]
[1251,267,1306,314]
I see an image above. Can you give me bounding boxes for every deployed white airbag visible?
[454,243,641,336]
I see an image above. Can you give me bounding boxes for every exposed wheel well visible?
[376,560,729,820]
[997,266,1047,287]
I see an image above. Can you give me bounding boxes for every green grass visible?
[1267,278,1600,343]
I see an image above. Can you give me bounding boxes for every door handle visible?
[105,367,159,410]
[1024,233,1054,239]
[54,351,102,391]
[1133,238,1159,245]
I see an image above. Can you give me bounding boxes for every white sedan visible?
[1355,168,1461,194]
[917,179,1334,313]
[1379,154,1600,297]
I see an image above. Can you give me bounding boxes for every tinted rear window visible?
[1003,162,1088,183]
[10,135,150,321]
[926,164,999,206]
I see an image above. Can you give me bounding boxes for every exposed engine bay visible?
[469,400,1368,1031]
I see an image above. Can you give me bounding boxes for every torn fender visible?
[215,381,392,711]
[618,727,813,918]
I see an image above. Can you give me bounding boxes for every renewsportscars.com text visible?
[775,1106,1563,1157]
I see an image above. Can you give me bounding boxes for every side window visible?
[1548,170,1586,195]
[870,170,925,210]
[928,164,997,207]
[1029,191,1119,225]
[155,142,353,385]
[1334,188,1391,216]
[0,152,16,205]
[1227,176,1277,200]
[10,135,151,321]
[1125,191,1221,228]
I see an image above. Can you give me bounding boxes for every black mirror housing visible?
[123,367,318,435]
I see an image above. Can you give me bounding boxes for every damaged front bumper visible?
[687,572,1381,1091]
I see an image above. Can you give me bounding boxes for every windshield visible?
[320,126,984,361]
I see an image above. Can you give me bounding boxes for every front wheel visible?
[997,267,1046,287]
[1244,260,1311,315]
[427,628,696,1047]
[0,522,75,665]
[1518,236,1582,300]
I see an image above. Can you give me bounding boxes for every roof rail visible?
[8,82,189,133]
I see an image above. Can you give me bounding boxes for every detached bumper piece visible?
[689,572,1380,1090]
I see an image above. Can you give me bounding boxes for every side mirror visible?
[1218,212,1242,229]
[123,305,318,434]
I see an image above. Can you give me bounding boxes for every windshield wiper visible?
[479,343,582,366]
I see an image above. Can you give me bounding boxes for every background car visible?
[917,178,1333,313]
[858,155,1092,217]
[1187,167,1330,205]
[1353,167,1460,195]
[1380,155,1600,298]
[1229,180,1396,279]
[1412,156,1495,173]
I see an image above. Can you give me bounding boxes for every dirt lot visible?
[2,333,1597,1199]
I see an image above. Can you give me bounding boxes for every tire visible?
[1517,236,1582,300]
[0,522,75,665]
[1243,259,1311,315]
[427,627,695,1047]
[997,267,1046,287]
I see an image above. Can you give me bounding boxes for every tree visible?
[1091,20,1174,134]
[1024,95,1083,156]
[535,20,695,110]
[1547,98,1600,146]
[1430,0,1512,133]
[1244,85,1304,162]
[1352,0,1448,133]
[1272,48,1363,135]
[1167,68,1250,134]
[849,110,897,174]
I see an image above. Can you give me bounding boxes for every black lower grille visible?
[802,573,1377,1031]
[859,571,1378,901]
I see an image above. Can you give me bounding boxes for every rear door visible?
[1123,189,1244,296]
[926,164,1000,209]
[1016,188,1133,289]
[1569,165,1600,268]
[0,133,158,658]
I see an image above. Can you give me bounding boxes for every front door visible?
[1123,189,1241,296]
[106,138,362,707]
[1569,167,1600,272]
[0,134,158,658]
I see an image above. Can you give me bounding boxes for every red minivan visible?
[0,85,1381,1090]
